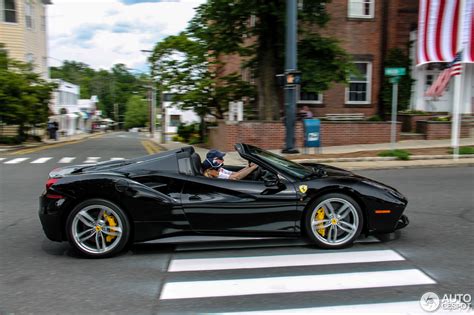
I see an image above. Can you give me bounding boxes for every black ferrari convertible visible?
[39,143,409,258]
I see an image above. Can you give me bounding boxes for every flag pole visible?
[451,0,465,160]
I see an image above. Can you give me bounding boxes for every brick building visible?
[220,0,419,118]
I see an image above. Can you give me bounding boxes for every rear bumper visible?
[38,195,63,242]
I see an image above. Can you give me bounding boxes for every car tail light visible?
[46,178,58,190]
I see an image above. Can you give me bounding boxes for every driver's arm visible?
[229,163,258,180]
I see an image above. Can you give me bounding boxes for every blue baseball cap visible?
[206,149,226,160]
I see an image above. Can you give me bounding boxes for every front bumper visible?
[395,214,409,230]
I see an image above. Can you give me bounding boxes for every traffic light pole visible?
[283,0,299,154]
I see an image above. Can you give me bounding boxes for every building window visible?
[3,0,17,23]
[163,93,175,102]
[25,0,33,29]
[348,0,374,19]
[298,87,323,104]
[25,52,34,63]
[169,115,181,127]
[346,62,372,104]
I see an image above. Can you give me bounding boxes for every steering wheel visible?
[249,163,262,181]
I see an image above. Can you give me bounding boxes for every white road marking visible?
[84,157,100,163]
[31,157,53,164]
[0,158,5,162]
[110,157,126,161]
[168,250,405,272]
[4,158,29,164]
[58,157,76,163]
[159,269,435,300]
[218,301,459,314]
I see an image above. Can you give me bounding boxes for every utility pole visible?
[150,84,156,139]
[282,0,299,154]
[160,91,166,144]
[114,103,118,131]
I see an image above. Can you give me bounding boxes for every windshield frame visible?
[245,145,314,180]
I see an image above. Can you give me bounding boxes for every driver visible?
[202,149,258,180]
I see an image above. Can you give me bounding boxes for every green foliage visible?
[181,0,351,121]
[124,95,148,129]
[367,115,383,121]
[382,48,415,113]
[51,61,148,127]
[448,146,474,155]
[177,123,200,143]
[0,136,22,145]
[0,44,57,138]
[298,34,354,94]
[429,116,451,122]
[378,149,412,160]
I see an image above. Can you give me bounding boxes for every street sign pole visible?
[390,79,398,150]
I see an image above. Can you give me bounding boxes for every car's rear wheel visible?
[66,199,130,258]
[305,193,363,249]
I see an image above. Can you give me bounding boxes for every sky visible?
[48,0,205,72]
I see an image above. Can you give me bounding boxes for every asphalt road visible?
[0,132,473,314]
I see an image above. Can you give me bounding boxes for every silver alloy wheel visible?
[310,197,359,246]
[71,204,124,255]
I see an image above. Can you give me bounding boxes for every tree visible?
[381,48,414,113]
[187,0,354,120]
[0,44,56,139]
[124,95,148,129]
[51,62,146,127]
[150,32,255,141]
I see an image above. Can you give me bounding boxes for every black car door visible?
[181,175,299,234]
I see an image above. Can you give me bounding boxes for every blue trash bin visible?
[303,119,321,153]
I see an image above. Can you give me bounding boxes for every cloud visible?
[119,0,179,4]
[48,0,205,70]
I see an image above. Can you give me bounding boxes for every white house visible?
[162,93,200,141]
[410,32,473,114]
[50,79,98,135]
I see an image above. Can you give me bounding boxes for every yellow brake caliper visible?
[316,208,326,237]
[103,212,117,243]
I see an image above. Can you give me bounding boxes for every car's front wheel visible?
[305,193,363,249]
[66,199,130,258]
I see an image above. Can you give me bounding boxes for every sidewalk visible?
[151,136,474,170]
[0,132,105,152]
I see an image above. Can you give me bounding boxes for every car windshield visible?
[248,145,313,179]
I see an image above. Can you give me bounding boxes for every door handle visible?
[189,195,201,201]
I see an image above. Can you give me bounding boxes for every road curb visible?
[293,154,474,163]
[0,132,105,153]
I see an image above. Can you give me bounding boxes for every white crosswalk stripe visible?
[84,157,101,163]
[58,157,76,163]
[168,250,404,272]
[31,157,53,164]
[1,156,127,164]
[159,247,439,313]
[160,269,435,300]
[4,158,29,164]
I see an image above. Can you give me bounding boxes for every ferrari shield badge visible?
[299,185,308,194]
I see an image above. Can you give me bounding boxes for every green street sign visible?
[385,68,406,76]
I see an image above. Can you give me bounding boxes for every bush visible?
[378,149,411,160]
[448,146,474,155]
[0,136,22,145]
[429,116,451,122]
[367,115,383,121]
[177,123,200,143]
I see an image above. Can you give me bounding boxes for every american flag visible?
[417,0,474,65]
[425,52,463,98]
